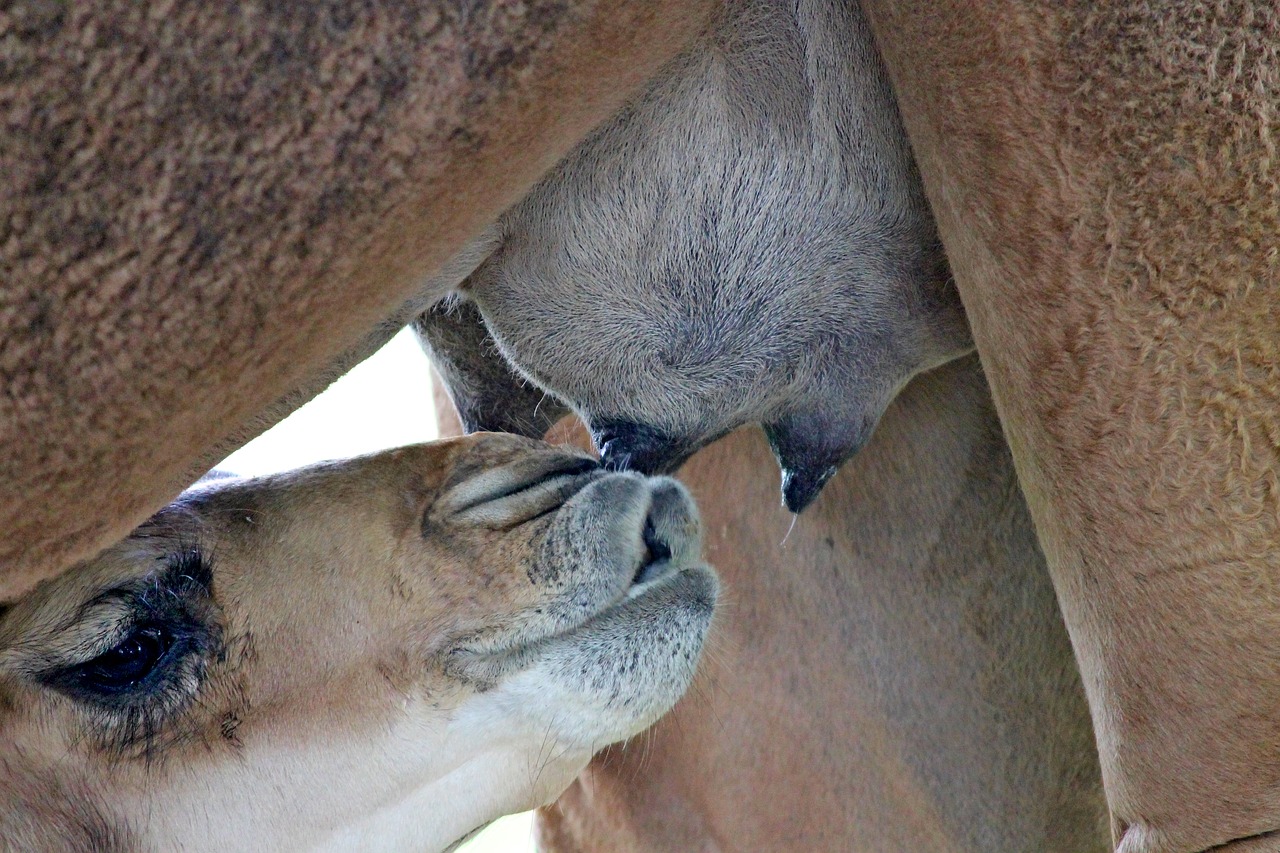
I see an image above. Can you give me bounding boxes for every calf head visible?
[0,434,715,851]
[424,0,972,512]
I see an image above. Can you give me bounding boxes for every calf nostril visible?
[634,517,674,585]
[643,517,672,563]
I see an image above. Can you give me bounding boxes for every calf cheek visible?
[472,536,558,622]
[397,530,547,644]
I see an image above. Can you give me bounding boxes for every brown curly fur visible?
[0,0,713,599]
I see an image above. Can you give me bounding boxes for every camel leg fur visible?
[863,1,1280,850]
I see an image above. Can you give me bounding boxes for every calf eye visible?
[73,625,172,694]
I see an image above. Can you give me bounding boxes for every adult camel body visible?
[426,3,1280,849]
[8,1,1276,849]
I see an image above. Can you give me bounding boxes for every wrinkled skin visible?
[0,434,715,851]
[419,0,971,512]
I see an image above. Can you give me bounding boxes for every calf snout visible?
[634,477,702,586]
[443,470,709,682]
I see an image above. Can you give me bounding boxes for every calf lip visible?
[444,563,717,687]
[444,473,708,684]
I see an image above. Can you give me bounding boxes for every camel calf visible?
[0,434,716,851]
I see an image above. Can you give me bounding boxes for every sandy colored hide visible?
[0,434,716,851]
[864,1,1280,850]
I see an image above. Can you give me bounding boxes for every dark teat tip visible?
[765,407,879,514]
[593,421,690,475]
[780,464,837,514]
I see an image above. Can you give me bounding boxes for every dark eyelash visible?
[79,546,214,629]
[81,664,198,761]
[165,547,214,595]
[45,546,222,759]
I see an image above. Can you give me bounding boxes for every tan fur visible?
[0,434,716,851]
[0,0,715,600]
[862,2,1280,850]
[432,364,1108,852]
[10,1,1270,847]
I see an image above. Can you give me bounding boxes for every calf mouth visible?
[490,558,718,744]
[447,562,718,696]
[445,475,716,686]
